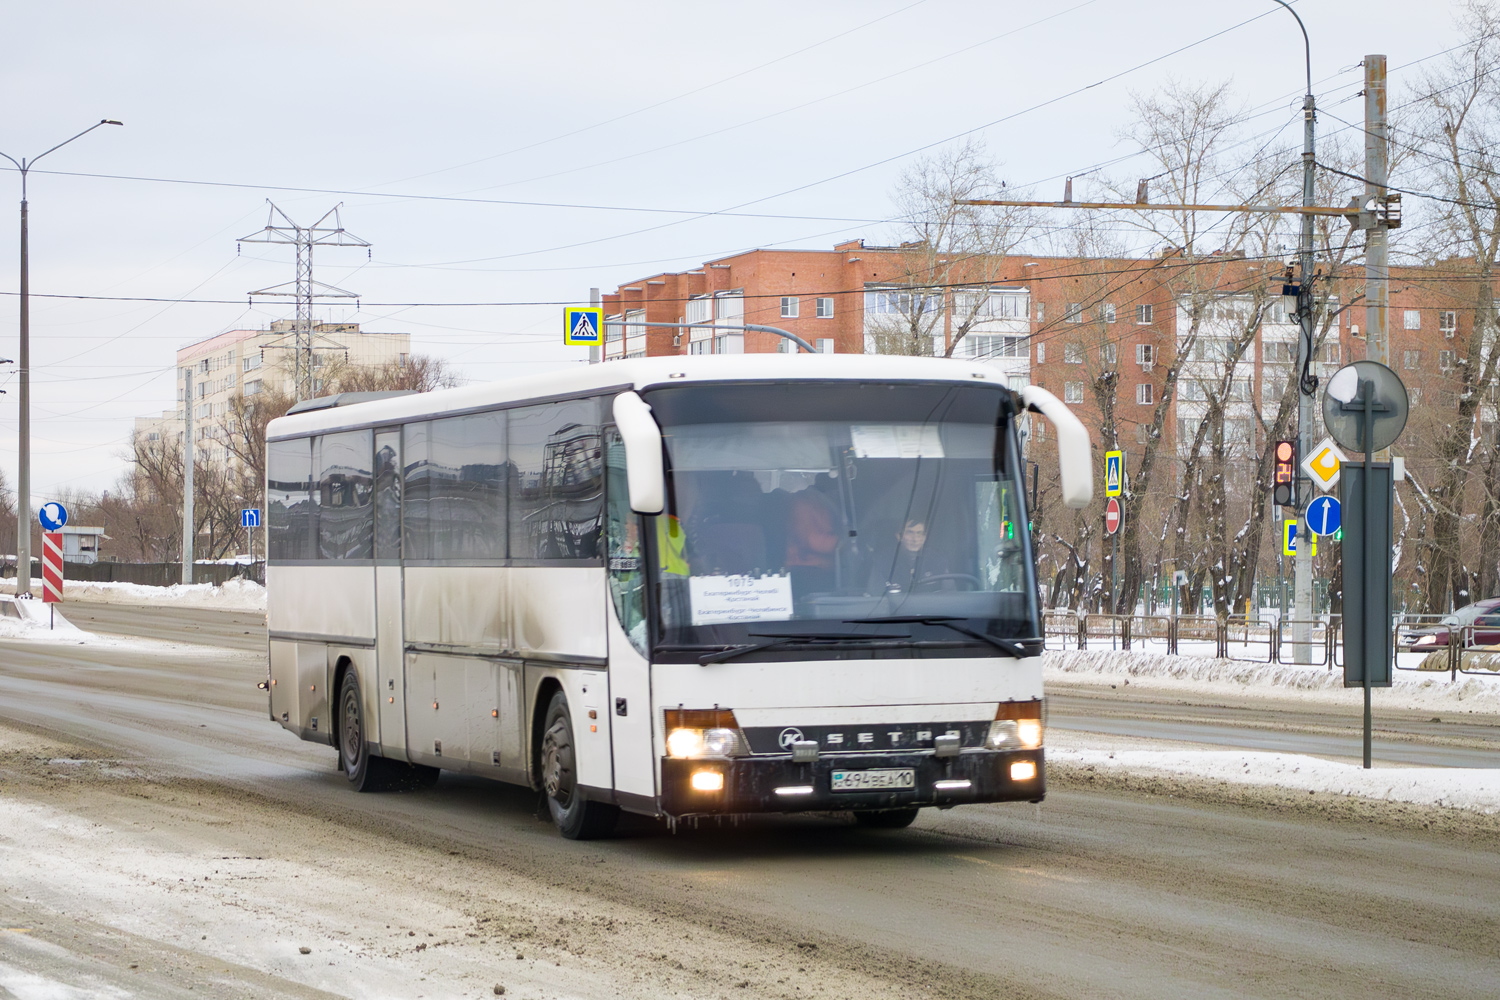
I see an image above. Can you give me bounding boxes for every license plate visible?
[830,768,916,792]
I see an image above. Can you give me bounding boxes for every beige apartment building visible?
[134,321,411,464]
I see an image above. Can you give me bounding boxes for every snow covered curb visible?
[1050,746,1500,814]
[0,577,266,611]
[0,596,86,635]
[1044,648,1500,714]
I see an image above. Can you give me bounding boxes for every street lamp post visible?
[0,119,122,596]
[1264,0,1318,662]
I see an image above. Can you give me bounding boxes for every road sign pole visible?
[1362,388,1374,768]
[1112,532,1119,616]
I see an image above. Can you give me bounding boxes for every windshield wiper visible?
[843,616,1029,659]
[700,631,911,665]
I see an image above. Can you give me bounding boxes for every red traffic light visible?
[1273,441,1297,505]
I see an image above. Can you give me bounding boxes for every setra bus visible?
[263,354,1092,838]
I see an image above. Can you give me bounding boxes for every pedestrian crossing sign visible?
[1104,450,1123,498]
[1283,520,1317,557]
[563,307,605,346]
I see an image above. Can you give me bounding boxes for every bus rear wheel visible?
[338,670,404,792]
[540,691,618,840]
[853,808,920,829]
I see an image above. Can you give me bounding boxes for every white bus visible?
[264,354,1091,838]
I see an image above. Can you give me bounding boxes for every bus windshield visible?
[641,381,1036,654]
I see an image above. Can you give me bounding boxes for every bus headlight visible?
[987,720,1019,749]
[667,727,704,758]
[990,701,1043,749]
[664,709,749,758]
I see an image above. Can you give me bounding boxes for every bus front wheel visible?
[540,691,619,840]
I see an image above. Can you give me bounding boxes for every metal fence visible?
[1045,606,1499,683]
[1045,611,1334,664]
[1,560,264,588]
[1391,617,1500,680]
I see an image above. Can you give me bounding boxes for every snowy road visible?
[1,603,1498,999]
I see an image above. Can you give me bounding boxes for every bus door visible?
[604,429,655,803]
[373,429,408,760]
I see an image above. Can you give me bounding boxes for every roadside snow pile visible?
[1,577,266,612]
[1050,746,1500,814]
[0,596,86,637]
[1044,648,1500,714]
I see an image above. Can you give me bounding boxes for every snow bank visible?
[1051,746,1500,814]
[1044,648,1500,714]
[0,596,86,636]
[1,577,266,612]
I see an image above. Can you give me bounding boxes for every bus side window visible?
[511,399,604,561]
[268,437,314,561]
[605,429,647,653]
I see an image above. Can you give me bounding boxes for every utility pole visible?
[240,203,370,401]
[589,287,602,364]
[1364,56,1390,374]
[0,119,123,597]
[18,197,30,592]
[1289,0,1318,664]
[182,368,194,585]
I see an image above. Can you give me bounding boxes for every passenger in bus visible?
[683,471,766,575]
[785,488,840,597]
[866,518,953,594]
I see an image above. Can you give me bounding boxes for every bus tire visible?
[540,691,618,840]
[853,808,920,829]
[338,669,399,793]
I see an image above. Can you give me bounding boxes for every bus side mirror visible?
[1018,385,1093,509]
[612,391,666,515]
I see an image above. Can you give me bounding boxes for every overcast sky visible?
[0,0,1467,503]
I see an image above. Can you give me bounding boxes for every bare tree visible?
[1404,1,1500,611]
[870,139,1033,357]
[1110,80,1252,616]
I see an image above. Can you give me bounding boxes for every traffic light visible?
[1273,440,1297,507]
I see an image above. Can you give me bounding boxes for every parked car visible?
[1404,598,1500,649]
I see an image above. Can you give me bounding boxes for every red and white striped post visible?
[42,530,63,628]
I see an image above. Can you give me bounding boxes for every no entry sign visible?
[1105,497,1122,535]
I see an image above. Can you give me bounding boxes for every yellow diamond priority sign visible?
[1302,436,1346,493]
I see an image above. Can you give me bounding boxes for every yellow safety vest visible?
[657,515,689,576]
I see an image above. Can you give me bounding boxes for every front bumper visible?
[660,749,1044,817]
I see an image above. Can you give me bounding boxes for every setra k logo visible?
[777,727,805,749]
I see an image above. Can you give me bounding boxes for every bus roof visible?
[266,353,1012,440]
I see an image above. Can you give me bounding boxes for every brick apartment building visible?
[600,241,1490,472]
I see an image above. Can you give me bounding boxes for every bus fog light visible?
[1017,719,1043,749]
[933,779,971,791]
[690,770,724,792]
[667,728,703,758]
[775,785,814,796]
[791,740,819,763]
[1010,760,1037,781]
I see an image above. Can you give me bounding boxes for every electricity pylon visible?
[240,202,370,401]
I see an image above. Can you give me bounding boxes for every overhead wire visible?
[367,0,934,190]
